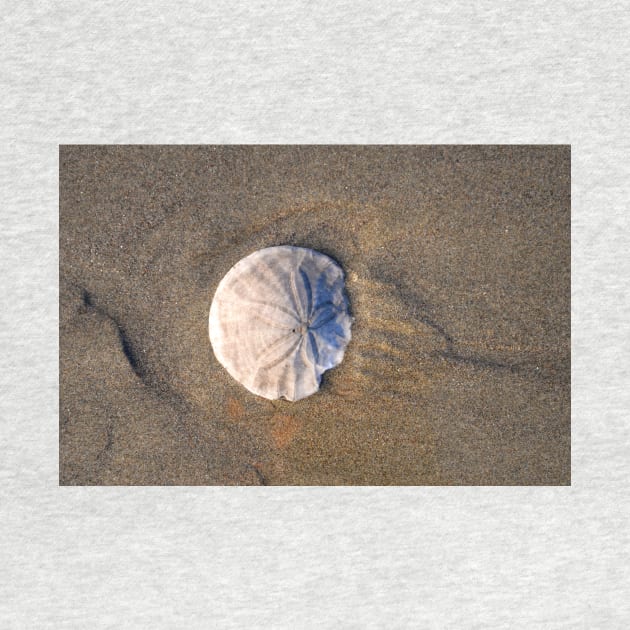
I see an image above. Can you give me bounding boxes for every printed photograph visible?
[59,145,570,485]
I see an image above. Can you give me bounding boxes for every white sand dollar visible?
[209,246,352,401]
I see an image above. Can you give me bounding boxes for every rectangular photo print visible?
[59,145,570,485]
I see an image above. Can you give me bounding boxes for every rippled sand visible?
[60,145,570,485]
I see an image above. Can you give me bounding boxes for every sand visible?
[59,145,570,485]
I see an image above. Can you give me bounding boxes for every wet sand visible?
[59,145,570,485]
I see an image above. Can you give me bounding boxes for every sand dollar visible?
[209,246,352,401]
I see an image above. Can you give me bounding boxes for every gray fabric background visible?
[2,1,629,627]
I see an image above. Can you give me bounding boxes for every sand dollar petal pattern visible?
[209,246,353,401]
